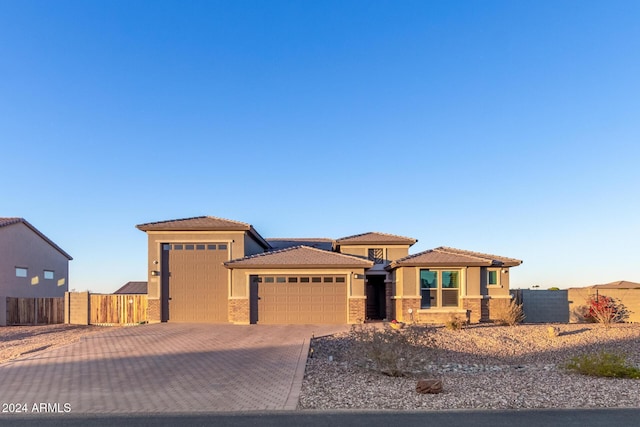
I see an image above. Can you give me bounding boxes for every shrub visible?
[563,351,640,379]
[444,315,466,331]
[583,294,630,326]
[347,323,435,377]
[493,299,525,326]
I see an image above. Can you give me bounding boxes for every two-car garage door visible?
[256,275,347,324]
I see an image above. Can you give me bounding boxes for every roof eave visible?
[224,263,373,269]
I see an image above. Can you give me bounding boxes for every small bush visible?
[563,351,640,379]
[493,299,525,326]
[583,295,630,326]
[444,315,466,331]
[347,323,435,377]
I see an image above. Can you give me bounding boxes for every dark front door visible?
[365,275,387,320]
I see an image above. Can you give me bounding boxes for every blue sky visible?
[1,0,638,293]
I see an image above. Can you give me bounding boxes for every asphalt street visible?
[1,409,639,427]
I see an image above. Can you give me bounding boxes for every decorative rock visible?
[547,326,560,338]
[416,379,443,394]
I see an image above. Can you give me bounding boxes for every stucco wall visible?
[244,233,267,257]
[568,288,640,323]
[0,223,69,298]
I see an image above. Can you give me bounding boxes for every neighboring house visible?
[113,281,148,294]
[0,217,72,298]
[137,216,522,325]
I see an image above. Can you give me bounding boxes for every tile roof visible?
[591,280,640,289]
[0,217,73,260]
[389,246,522,268]
[113,281,148,294]
[335,232,417,245]
[136,216,251,231]
[136,216,270,249]
[266,238,334,251]
[225,246,374,269]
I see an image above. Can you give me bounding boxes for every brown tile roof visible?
[389,246,522,268]
[136,216,251,231]
[113,281,148,294]
[335,232,417,245]
[225,246,374,269]
[136,216,270,249]
[266,238,334,251]
[0,217,73,260]
[592,280,640,289]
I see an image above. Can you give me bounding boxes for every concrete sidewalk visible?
[0,323,347,414]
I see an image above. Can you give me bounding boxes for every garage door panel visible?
[257,276,347,324]
[165,243,228,323]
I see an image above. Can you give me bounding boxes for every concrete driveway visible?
[0,323,347,414]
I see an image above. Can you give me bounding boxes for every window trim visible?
[419,268,461,309]
[487,268,500,287]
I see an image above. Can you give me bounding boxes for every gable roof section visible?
[113,281,148,294]
[0,217,73,260]
[389,246,522,269]
[266,238,334,251]
[136,216,270,249]
[335,232,417,246]
[225,246,374,269]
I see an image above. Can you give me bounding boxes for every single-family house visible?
[137,216,522,325]
[0,217,72,298]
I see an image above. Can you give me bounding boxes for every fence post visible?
[0,297,6,327]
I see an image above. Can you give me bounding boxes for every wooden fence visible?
[89,294,147,325]
[6,297,65,325]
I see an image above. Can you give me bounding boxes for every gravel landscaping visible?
[0,324,110,364]
[299,323,640,410]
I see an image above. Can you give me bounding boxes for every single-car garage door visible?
[162,243,228,322]
[256,275,347,324]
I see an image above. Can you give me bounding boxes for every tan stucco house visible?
[137,216,522,325]
[0,217,72,326]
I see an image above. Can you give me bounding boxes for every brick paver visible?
[0,323,347,414]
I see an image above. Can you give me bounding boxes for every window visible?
[16,267,27,277]
[368,248,384,264]
[288,277,298,283]
[323,277,334,283]
[488,269,498,286]
[174,244,183,250]
[276,277,286,283]
[335,277,346,283]
[196,244,205,250]
[163,244,171,251]
[311,277,322,283]
[218,244,228,250]
[44,270,54,280]
[420,269,460,308]
[264,277,274,283]
[207,244,217,250]
[300,277,310,283]
[185,244,194,250]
